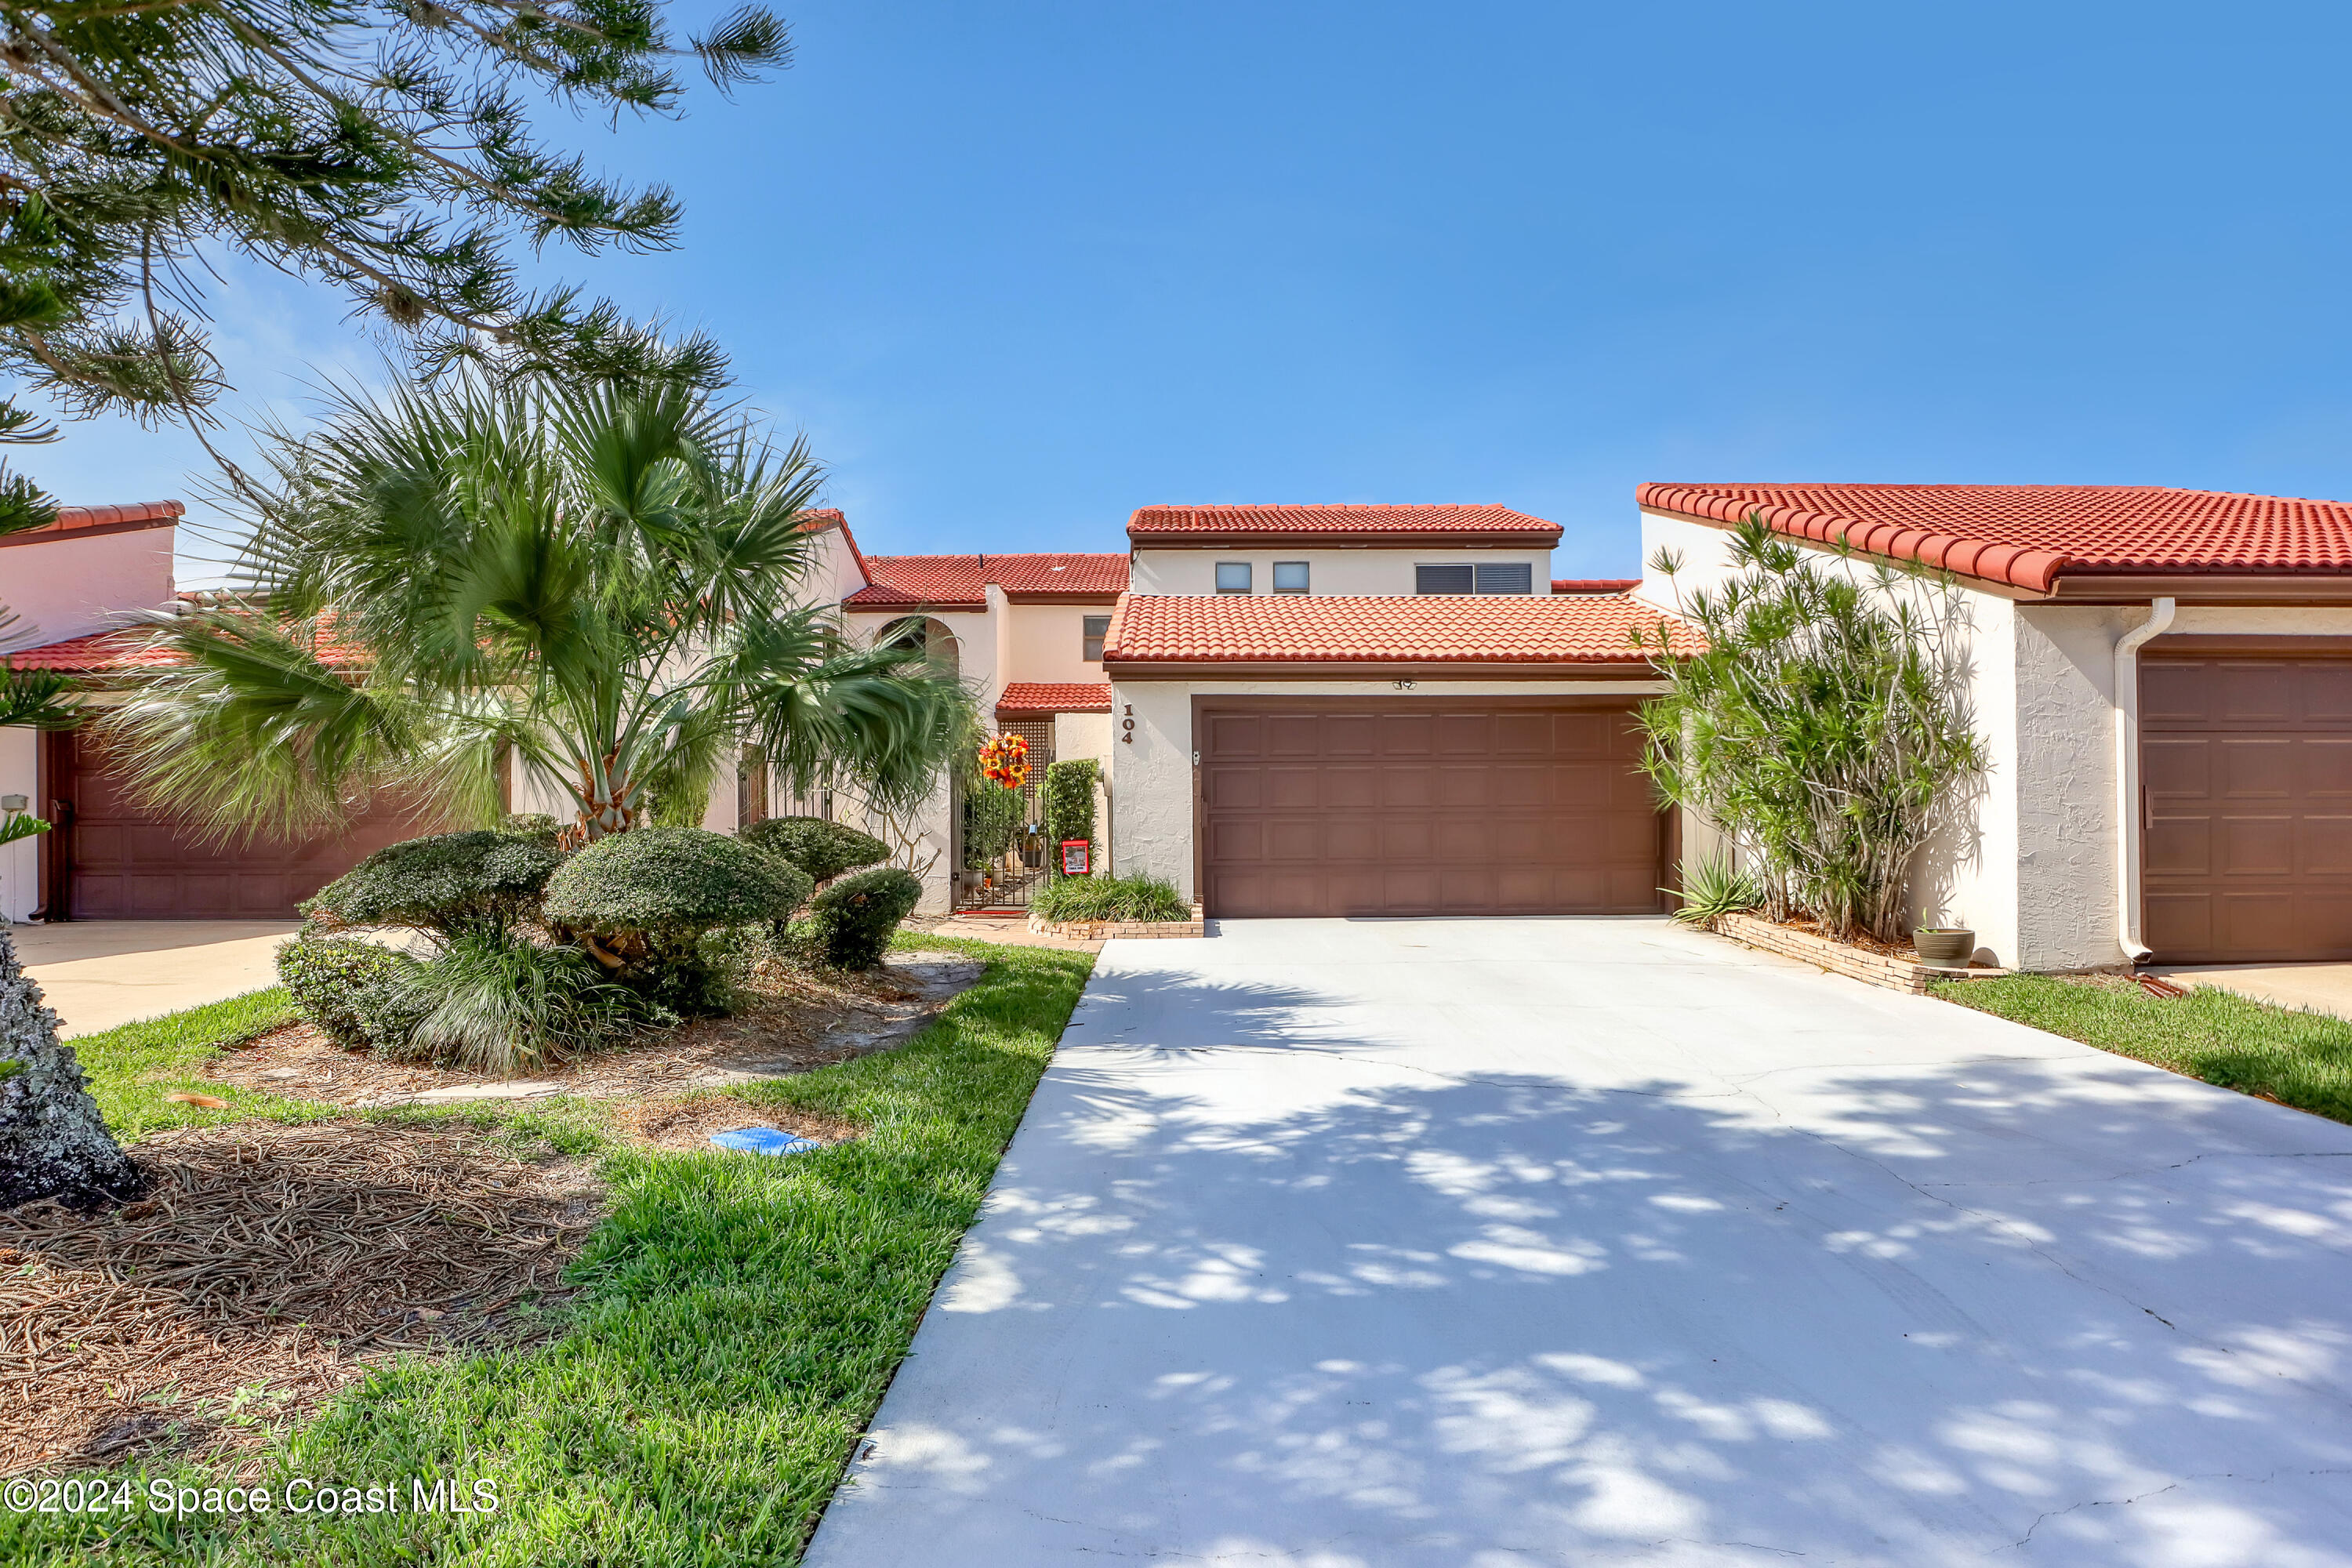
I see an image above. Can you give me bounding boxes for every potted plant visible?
[1913,926,1974,964]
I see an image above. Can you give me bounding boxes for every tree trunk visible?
[0,927,143,1211]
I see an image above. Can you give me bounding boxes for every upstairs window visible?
[1082,615,1110,661]
[1215,561,1253,593]
[1272,561,1310,594]
[1416,562,1534,594]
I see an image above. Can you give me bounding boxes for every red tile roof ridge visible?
[1102,591,1700,664]
[995,681,1113,716]
[1127,503,1563,542]
[2,499,183,546]
[1636,481,2352,590]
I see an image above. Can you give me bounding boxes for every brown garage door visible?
[1199,698,1665,918]
[45,728,435,919]
[2142,653,2352,963]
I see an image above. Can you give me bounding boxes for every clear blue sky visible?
[27,1,2352,583]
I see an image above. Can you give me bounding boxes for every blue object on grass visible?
[709,1127,825,1156]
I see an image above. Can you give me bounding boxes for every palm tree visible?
[102,374,971,844]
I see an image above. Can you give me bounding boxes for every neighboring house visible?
[1632,483,2352,971]
[23,483,2352,975]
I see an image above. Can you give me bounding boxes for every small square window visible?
[1415,563,1475,595]
[1474,562,1534,594]
[1082,615,1110,661]
[1272,561,1310,594]
[1215,562,1253,593]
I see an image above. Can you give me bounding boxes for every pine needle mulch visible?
[0,1120,601,1477]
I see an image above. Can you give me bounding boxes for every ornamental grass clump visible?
[1634,516,1989,944]
[1031,873,1189,924]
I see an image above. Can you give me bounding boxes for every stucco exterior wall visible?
[1131,547,1555,597]
[2,525,177,645]
[1105,677,1671,902]
[0,725,38,924]
[1001,602,1112,688]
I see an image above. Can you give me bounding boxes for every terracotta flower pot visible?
[1913,927,1974,964]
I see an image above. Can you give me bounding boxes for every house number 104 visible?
[1121,704,1134,743]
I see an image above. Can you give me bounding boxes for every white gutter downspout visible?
[2114,597,2177,964]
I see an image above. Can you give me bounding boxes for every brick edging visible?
[1711,913,1936,993]
[1027,904,1207,941]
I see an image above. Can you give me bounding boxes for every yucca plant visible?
[1670,855,1763,928]
[1634,516,1988,943]
[100,373,974,846]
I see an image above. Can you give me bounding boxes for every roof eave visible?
[1102,658,1673,681]
[1127,530,1563,550]
[2044,571,2352,605]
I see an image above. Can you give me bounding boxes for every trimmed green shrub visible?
[544,826,813,939]
[1042,758,1098,873]
[385,932,652,1071]
[1030,873,1189,924]
[499,812,563,847]
[808,866,924,970]
[302,829,564,938]
[276,933,428,1053]
[543,826,813,1012]
[741,815,890,883]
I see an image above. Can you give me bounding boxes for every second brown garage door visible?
[1199,698,1665,918]
[45,728,437,919]
[2142,652,2352,963]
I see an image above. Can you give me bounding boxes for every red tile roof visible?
[5,628,185,673]
[1102,593,1699,667]
[1637,482,2352,593]
[1553,578,1642,594]
[0,499,183,548]
[1127,504,1563,546]
[8,618,371,676]
[844,553,1130,610]
[995,681,1113,717]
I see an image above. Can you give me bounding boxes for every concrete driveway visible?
[808,917,2352,1567]
[9,920,300,1036]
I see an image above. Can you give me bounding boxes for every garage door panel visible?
[1200,701,1661,918]
[2305,817,2352,875]
[2220,817,2294,877]
[2143,655,2352,962]
[2144,816,2210,876]
[1206,714,1265,757]
[1265,819,1322,862]
[1381,768,1436,808]
[2303,663,2352,722]
[1266,767,1319,810]
[2219,740,2292,799]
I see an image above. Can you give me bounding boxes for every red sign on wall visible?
[1059,840,1091,877]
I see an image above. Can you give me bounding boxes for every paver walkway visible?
[809,916,2352,1566]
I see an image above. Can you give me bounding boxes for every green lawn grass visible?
[9,934,1093,1566]
[1932,974,2352,1125]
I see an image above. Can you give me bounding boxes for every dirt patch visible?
[199,951,986,1108]
[0,1121,600,1475]
[612,1094,864,1153]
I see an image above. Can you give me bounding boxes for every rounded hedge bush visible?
[301,829,564,938]
[275,933,427,1053]
[808,865,924,970]
[543,826,814,941]
[740,815,890,883]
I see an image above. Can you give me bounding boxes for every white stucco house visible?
[15,483,2352,972]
